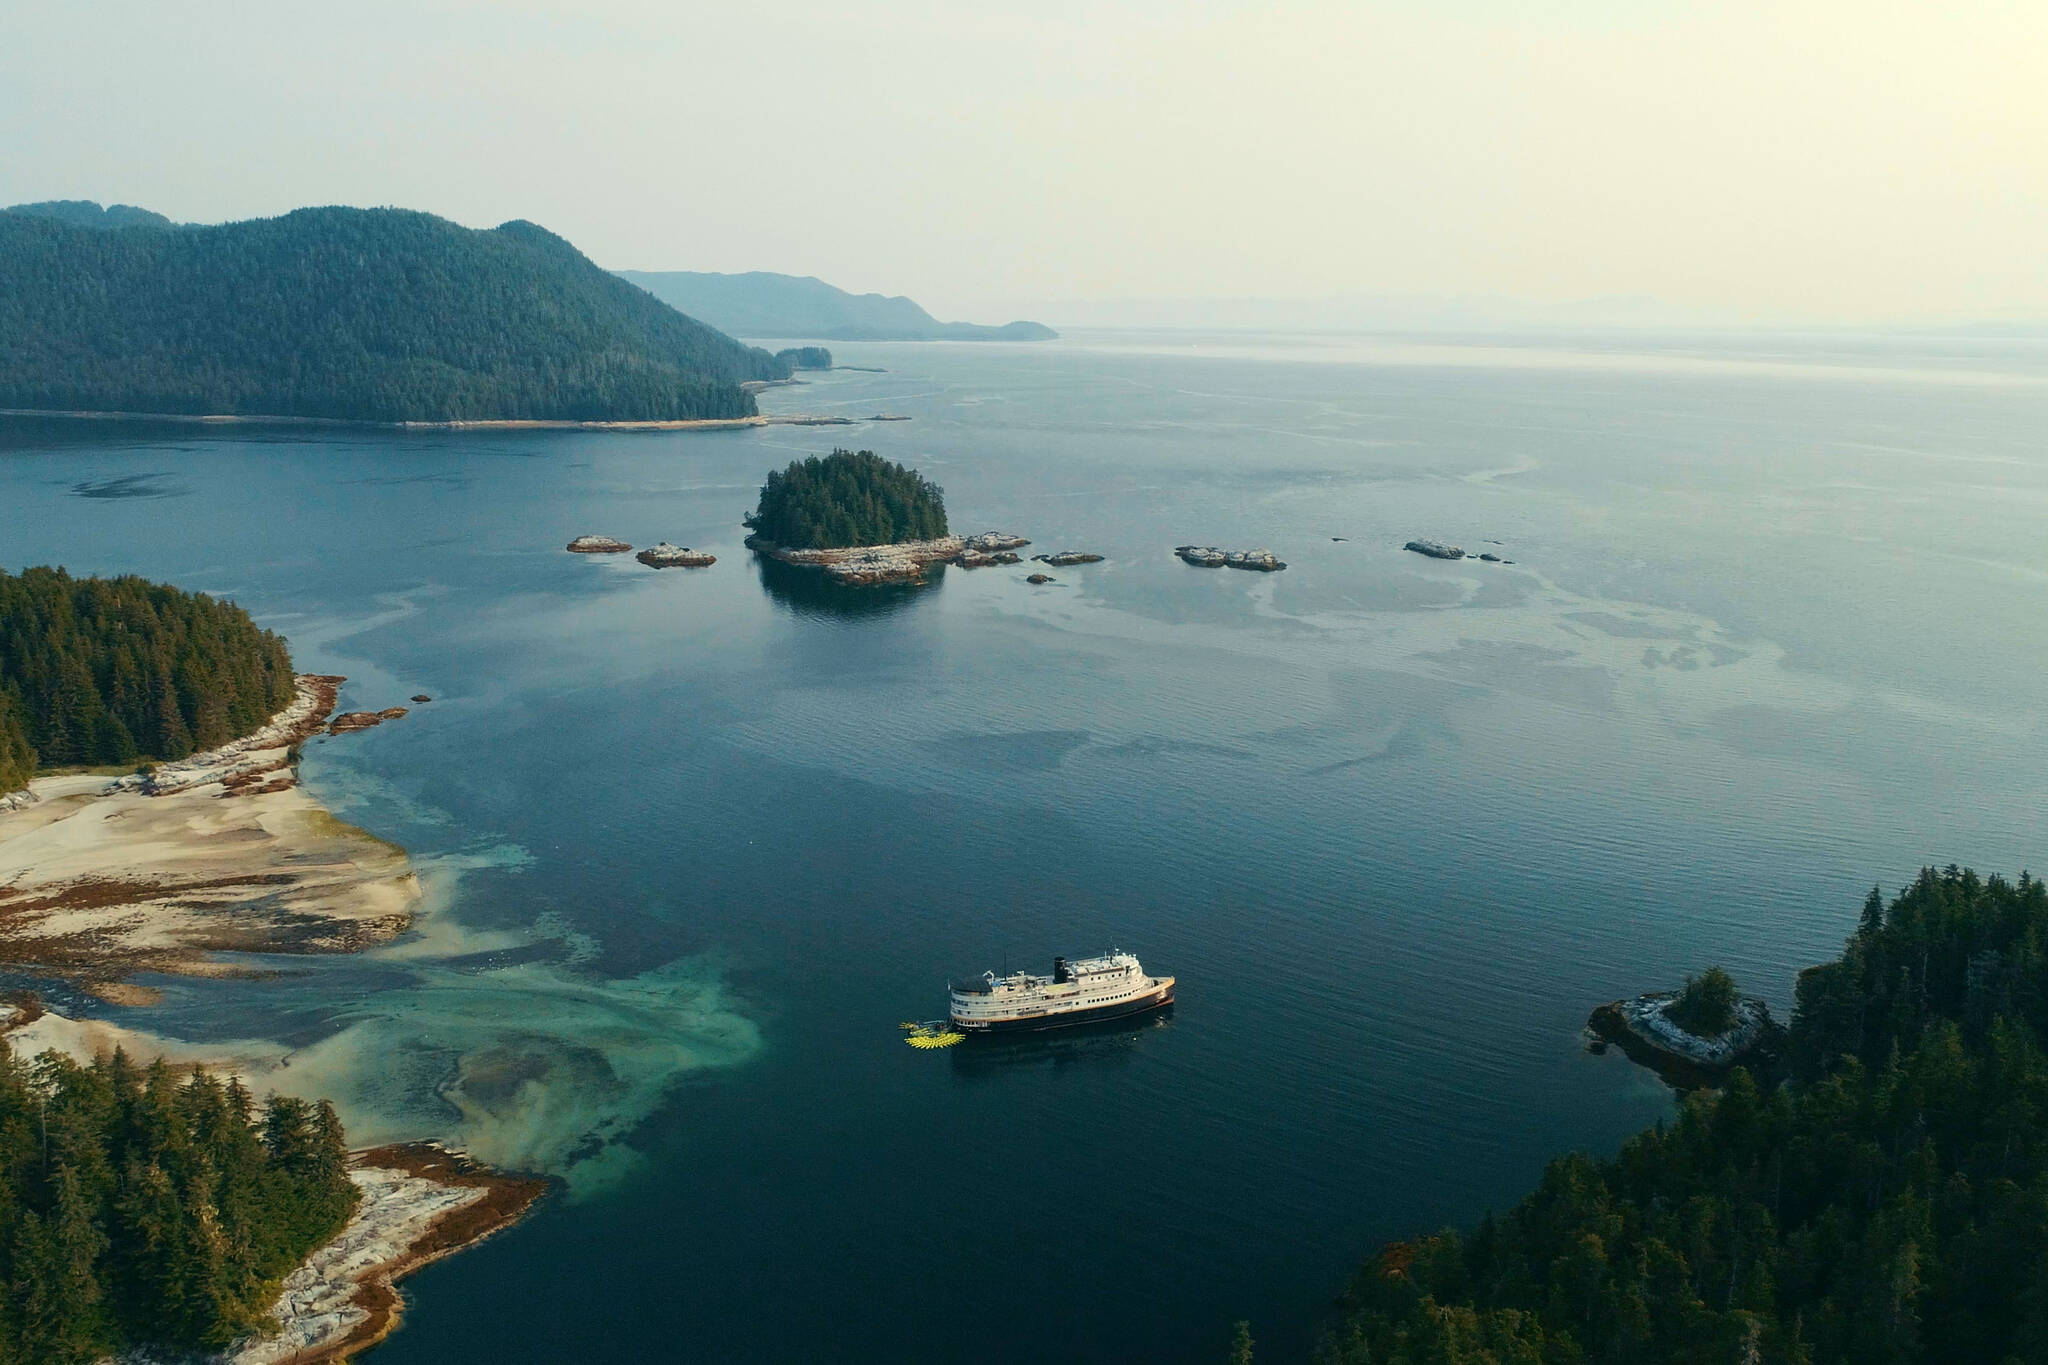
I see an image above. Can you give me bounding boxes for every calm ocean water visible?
[3,327,2045,1361]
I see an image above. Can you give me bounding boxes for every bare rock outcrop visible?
[1175,546,1287,571]
[636,543,717,568]
[1032,551,1104,566]
[1587,992,1785,1088]
[566,535,632,554]
[1404,539,1464,560]
[749,531,1032,584]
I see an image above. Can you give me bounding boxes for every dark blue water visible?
[4,328,2045,1362]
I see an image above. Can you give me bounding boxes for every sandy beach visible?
[0,674,420,998]
[1,676,548,1362]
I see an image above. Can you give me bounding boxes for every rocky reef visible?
[1032,551,1104,566]
[1587,992,1785,1089]
[329,706,408,735]
[1175,546,1287,572]
[1404,539,1464,560]
[566,535,632,554]
[636,543,717,568]
[748,531,1031,585]
[1025,573,1053,584]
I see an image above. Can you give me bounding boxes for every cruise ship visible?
[948,951,1175,1033]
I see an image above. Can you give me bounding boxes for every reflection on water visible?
[752,550,940,619]
[946,1010,1175,1081]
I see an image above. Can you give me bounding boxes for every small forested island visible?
[743,450,1035,584]
[0,566,297,790]
[745,449,949,550]
[0,202,790,423]
[774,346,834,371]
[1310,867,2048,1365]
[0,1050,357,1360]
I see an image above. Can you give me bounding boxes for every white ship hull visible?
[948,952,1175,1033]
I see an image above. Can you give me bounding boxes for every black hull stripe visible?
[953,990,1175,1033]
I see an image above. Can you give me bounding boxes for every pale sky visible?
[4,1,2043,325]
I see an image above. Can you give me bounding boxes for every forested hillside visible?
[1315,867,2048,1365]
[3,200,175,230]
[744,449,949,549]
[0,1049,358,1362]
[0,205,787,422]
[0,566,296,791]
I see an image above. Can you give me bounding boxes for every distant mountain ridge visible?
[0,202,787,422]
[616,270,1057,342]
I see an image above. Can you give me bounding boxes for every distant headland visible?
[616,269,1058,342]
[0,201,792,424]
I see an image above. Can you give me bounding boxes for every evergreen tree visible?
[0,206,787,422]
[1313,868,2048,1365]
[0,1048,358,1359]
[743,449,950,549]
[0,566,295,792]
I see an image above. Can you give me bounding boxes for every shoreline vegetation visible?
[0,567,546,1360]
[0,676,544,1362]
[0,408,874,431]
[0,673,419,994]
[1308,868,2048,1365]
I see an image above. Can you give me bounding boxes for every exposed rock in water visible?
[636,543,717,568]
[869,414,912,421]
[330,705,408,734]
[1404,539,1464,560]
[1331,537,1348,542]
[410,695,432,704]
[1025,573,1053,584]
[1032,551,1104,566]
[749,531,1032,585]
[1587,992,1785,1090]
[1175,546,1287,571]
[566,535,632,554]
[961,532,1030,552]
[1478,553,1502,562]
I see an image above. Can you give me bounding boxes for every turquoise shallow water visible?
[2,327,2045,1361]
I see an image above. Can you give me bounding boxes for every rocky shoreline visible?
[747,531,1032,584]
[222,1144,547,1365]
[1587,992,1785,1089]
[637,543,717,568]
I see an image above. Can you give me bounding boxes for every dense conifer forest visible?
[0,204,788,422]
[774,346,834,370]
[0,1049,357,1362]
[744,448,949,549]
[0,567,296,791]
[1310,866,2048,1365]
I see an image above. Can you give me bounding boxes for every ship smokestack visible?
[1053,956,1071,983]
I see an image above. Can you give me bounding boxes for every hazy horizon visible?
[6,2,2043,328]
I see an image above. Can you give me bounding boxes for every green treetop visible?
[743,448,949,550]
[1667,964,1741,1038]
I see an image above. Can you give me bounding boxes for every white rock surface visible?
[1619,993,1773,1066]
